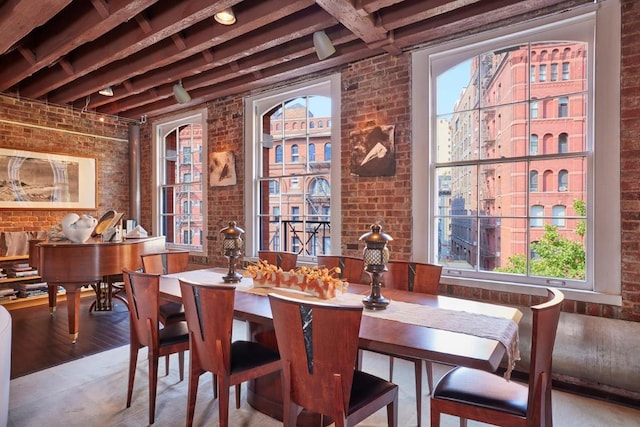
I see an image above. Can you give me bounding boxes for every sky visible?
[437,59,472,116]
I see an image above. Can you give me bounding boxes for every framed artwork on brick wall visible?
[349,125,396,177]
[209,151,237,187]
[0,147,97,210]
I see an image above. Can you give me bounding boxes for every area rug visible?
[8,321,640,426]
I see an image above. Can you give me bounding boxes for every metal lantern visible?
[220,221,244,283]
[359,223,393,310]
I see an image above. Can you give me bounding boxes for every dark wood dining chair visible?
[268,293,399,427]
[317,255,366,284]
[122,268,190,425]
[430,288,564,427]
[141,250,190,326]
[371,260,443,426]
[258,250,298,271]
[179,279,282,427]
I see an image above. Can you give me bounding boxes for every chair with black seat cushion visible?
[430,288,564,427]
[317,255,366,284]
[179,279,282,427]
[122,268,190,425]
[258,250,298,271]
[268,293,398,427]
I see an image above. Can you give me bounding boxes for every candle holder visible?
[220,221,244,283]
[359,223,392,310]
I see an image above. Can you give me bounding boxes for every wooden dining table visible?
[159,268,523,423]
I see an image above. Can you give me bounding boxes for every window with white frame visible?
[153,109,207,254]
[411,1,621,301]
[244,75,341,260]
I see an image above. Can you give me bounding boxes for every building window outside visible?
[412,2,621,299]
[551,63,558,81]
[153,109,207,254]
[559,169,569,191]
[552,205,566,227]
[529,170,538,191]
[530,134,538,154]
[245,75,341,260]
[324,143,331,161]
[275,145,283,163]
[531,101,538,119]
[562,62,570,80]
[309,143,316,162]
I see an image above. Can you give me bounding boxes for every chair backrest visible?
[179,279,235,375]
[268,293,363,416]
[122,268,162,348]
[141,250,190,274]
[258,250,298,271]
[384,260,442,294]
[527,288,564,422]
[316,255,366,284]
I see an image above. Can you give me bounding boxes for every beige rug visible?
[8,321,640,427]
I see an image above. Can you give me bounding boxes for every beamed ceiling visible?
[0,0,591,120]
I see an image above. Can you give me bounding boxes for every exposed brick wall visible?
[340,54,413,259]
[620,0,640,321]
[0,95,134,234]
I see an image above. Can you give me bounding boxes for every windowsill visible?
[441,276,622,306]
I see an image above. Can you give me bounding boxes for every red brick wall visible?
[0,95,134,233]
[620,0,640,321]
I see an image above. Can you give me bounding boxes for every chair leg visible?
[186,361,201,427]
[430,406,440,427]
[218,379,230,427]
[126,345,139,407]
[387,392,399,427]
[389,356,394,380]
[165,354,170,376]
[414,359,422,427]
[235,384,241,409]
[179,351,185,381]
[148,353,159,425]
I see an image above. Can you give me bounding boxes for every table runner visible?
[165,270,520,377]
[334,293,520,379]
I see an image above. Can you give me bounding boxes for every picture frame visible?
[0,147,97,210]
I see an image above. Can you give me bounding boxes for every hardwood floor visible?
[8,293,130,379]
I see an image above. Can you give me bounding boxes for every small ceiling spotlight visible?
[214,8,236,25]
[98,86,113,96]
[313,30,336,60]
[173,81,191,104]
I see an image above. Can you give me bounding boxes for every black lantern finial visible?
[220,221,244,283]
[359,223,392,310]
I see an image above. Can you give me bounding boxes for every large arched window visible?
[529,170,538,191]
[153,109,207,254]
[245,75,341,260]
[559,170,569,191]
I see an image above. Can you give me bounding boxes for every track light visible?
[214,8,236,25]
[313,30,336,60]
[98,86,113,96]
[173,82,191,104]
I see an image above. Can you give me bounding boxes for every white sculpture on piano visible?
[60,213,97,243]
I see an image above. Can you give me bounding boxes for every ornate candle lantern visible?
[220,221,244,283]
[359,223,392,310]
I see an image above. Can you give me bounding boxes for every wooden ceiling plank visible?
[16,46,36,66]
[171,33,188,51]
[135,13,153,34]
[315,0,388,43]
[0,0,157,92]
[0,0,72,55]
[15,0,233,98]
[50,3,331,105]
[58,58,74,76]
[89,0,110,19]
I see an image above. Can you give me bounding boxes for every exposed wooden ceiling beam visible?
[0,0,72,55]
[0,0,158,92]
[50,1,326,105]
[16,0,237,99]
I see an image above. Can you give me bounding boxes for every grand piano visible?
[30,236,165,342]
